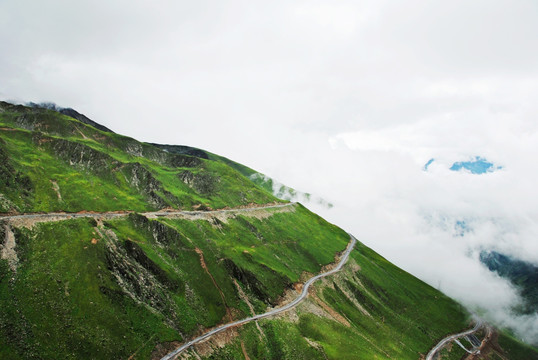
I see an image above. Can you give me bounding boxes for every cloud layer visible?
[2,0,538,344]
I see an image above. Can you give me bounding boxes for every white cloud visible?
[1,0,538,344]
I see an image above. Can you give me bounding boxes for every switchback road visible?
[160,234,358,360]
[426,320,483,360]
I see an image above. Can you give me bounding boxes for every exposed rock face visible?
[105,234,167,308]
[124,163,172,208]
[103,137,202,169]
[166,154,201,168]
[179,170,220,195]
[28,132,184,209]
[124,142,144,157]
[148,143,209,159]
[179,170,195,186]
[0,143,32,210]
[127,213,184,247]
[1,224,18,272]
[123,239,178,289]
[222,258,290,305]
[26,102,115,133]
[38,135,118,174]
[223,258,268,302]
[101,228,182,331]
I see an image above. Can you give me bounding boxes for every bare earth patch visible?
[50,180,62,201]
[233,279,266,340]
[191,325,239,357]
[309,289,351,327]
[1,224,18,271]
[195,247,233,322]
[240,341,251,360]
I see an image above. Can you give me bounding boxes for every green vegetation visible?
[206,151,304,201]
[480,250,538,315]
[0,219,178,359]
[1,101,537,359]
[202,243,473,359]
[0,101,277,213]
[0,204,351,359]
[498,332,538,360]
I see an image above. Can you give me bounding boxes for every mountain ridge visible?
[0,101,536,359]
[21,101,333,209]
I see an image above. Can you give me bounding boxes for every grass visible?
[286,243,471,359]
[198,242,474,360]
[497,332,538,359]
[1,101,537,359]
[0,103,278,213]
[0,219,178,359]
[0,204,350,359]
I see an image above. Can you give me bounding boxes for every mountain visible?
[480,251,538,315]
[26,101,333,209]
[27,102,115,133]
[0,101,536,359]
[149,143,333,209]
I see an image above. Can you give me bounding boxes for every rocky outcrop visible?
[105,236,166,309]
[123,239,179,290]
[102,228,182,331]
[118,139,201,169]
[179,170,220,195]
[0,143,32,210]
[166,154,201,168]
[34,134,118,175]
[1,224,18,272]
[222,258,290,305]
[26,102,115,133]
[127,213,185,248]
[29,132,181,209]
[123,163,178,209]
[223,258,269,303]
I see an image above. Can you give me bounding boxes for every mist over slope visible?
[2,0,537,353]
[4,102,534,359]
[294,138,538,346]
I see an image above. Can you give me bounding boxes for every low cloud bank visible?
[1,0,537,346]
[287,121,538,345]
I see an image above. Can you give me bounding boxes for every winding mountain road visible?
[3,204,483,359]
[426,320,483,360]
[160,234,357,360]
[0,202,293,226]
[1,202,357,358]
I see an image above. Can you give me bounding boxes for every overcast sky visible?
[2,0,538,343]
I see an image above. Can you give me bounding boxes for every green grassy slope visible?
[0,102,277,213]
[150,142,299,198]
[498,332,538,360]
[192,242,472,359]
[1,101,536,359]
[0,205,350,359]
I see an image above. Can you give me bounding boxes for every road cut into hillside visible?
[160,234,358,360]
[0,202,294,228]
[426,320,484,360]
